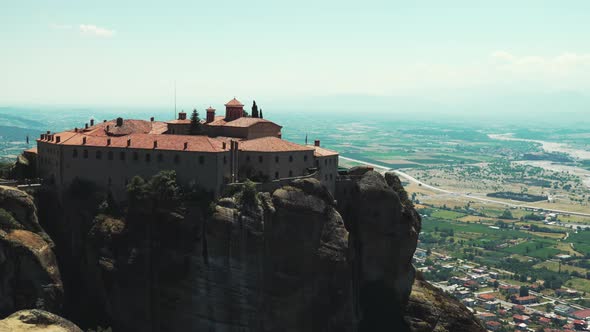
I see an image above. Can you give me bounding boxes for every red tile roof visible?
[538,317,551,324]
[80,119,168,137]
[224,98,244,107]
[478,293,496,301]
[24,147,38,154]
[572,309,590,319]
[166,119,192,124]
[43,132,226,153]
[238,137,314,153]
[207,117,228,126]
[208,117,280,128]
[313,146,338,157]
[515,295,537,301]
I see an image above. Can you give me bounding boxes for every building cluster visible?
[31,98,339,200]
[414,248,590,331]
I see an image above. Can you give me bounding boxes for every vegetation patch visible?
[487,191,548,202]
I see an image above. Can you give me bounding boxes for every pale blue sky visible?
[1,0,590,114]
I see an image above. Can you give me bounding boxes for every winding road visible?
[339,156,590,218]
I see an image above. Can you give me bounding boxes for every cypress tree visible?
[259,108,263,119]
[190,109,201,134]
[251,101,259,118]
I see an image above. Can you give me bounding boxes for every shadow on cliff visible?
[23,169,484,332]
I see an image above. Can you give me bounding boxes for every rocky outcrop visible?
[0,185,52,244]
[0,309,82,332]
[337,167,421,331]
[31,170,478,332]
[156,178,353,331]
[0,186,63,317]
[405,279,485,332]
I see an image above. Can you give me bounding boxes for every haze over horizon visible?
[2,0,590,117]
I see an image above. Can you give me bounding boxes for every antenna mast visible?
[174,81,177,119]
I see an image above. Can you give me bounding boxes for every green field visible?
[533,261,588,274]
[565,278,590,293]
[501,240,563,259]
[567,231,590,255]
[430,210,467,220]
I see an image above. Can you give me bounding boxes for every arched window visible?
[223,156,227,164]
[108,151,114,160]
[133,152,139,161]
[289,170,293,177]
[304,155,308,162]
[83,150,88,159]
[96,150,102,159]
[289,155,293,162]
[275,156,279,163]
[275,171,279,179]
[258,155,263,163]
[157,154,164,162]
[145,153,151,162]
[72,149,78,158]
[199,156,205,165]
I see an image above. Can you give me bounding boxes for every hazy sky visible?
[1,0,590,112]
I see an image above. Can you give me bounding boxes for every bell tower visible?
[224,97,244,121]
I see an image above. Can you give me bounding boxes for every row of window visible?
[245,154,309,163]
[71,149,209,165]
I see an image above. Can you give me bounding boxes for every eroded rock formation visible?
[3,169,483,332]
[406,278,485,332]
[336,167,422,331]
[0,309,82,332]
[0,186,63,317]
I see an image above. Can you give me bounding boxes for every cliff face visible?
[336,168,422,331]
[0,186,63,317]
[406,279,485,332]
[174,178,353,331]
[8,169,483,332]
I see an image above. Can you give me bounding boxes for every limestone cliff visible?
[0,309,82,332]
[21,170,482,331]
[406,278,485,332]
[0,186,63,317]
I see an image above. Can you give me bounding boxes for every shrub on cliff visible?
[126,170,181,210]
[149,170,181,207]
[240,179,258,207]
[0,207,22,230]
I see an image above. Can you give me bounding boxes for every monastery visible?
[33,98,338,200]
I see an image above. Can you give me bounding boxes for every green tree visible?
[519,286,529,297]
[240,179,258,207]
[259,108,263,118]
[251,100,259,118]
[493,280,500,290]
[148,170,181,208]
[500,209,514,219]
[190,109,201,134]
[126,176,149,205]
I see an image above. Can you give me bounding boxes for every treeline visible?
[487,191,548,202]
